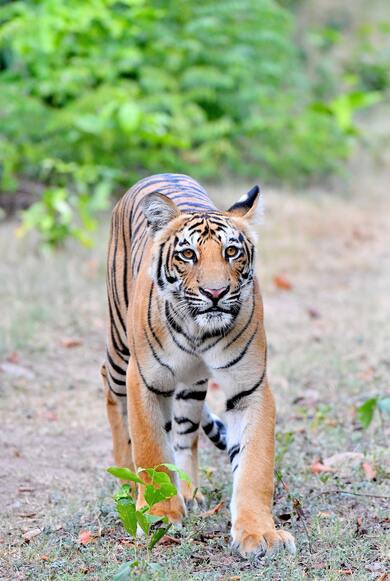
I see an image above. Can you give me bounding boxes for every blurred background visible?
[0,0,389,245]
[1,1,390,579]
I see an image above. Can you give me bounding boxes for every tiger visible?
[100,173,296,558]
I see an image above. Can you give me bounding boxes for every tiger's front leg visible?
[222,377,296,558]
[126,360,186,524]
[172,379,208,507]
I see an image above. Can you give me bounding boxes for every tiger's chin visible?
[194,310,235,333]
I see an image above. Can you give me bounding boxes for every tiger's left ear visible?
[141,192,181,233]
[227,185,263,222]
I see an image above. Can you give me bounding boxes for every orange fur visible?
[102,174,295,557]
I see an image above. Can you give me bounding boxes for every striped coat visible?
[101,173,295,558]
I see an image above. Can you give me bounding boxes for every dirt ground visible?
[1,126,390,580]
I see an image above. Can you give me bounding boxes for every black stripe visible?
[187,219,205,232]
[108,287,127,339]
[135,239,147,275]
[107,382,127,398]
[199,334,226,353]
[122,215,129,308]
[226,368,266,411]
[174,416,192,425]
[110,213,126,332]
[147,284,163,349]
[136,358,174,398]
[194,378,208,386]
[170,192,209,202]
[228,444,240,463]
[209,432,222,444]
[130,217,144,242]
[164,421,172,433]
[202,421,214,435]
[108,370,126,387]
[144,331,174,376]
[131,227,148,276]
[175,390,207,401]
[107,351,127,376]
[177,201,213,210]
[108,302,130,358]
[165,317,195,355]
[156,243,166,289]
[111,323,130,359]
[165,302,194,344]
[179,422,200,435]
[224,292,256,350]
[214,324,258,370]
[174,416,200,434]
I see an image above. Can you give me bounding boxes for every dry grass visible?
[1,165,389,579]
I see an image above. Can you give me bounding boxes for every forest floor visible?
[1,139,390,579]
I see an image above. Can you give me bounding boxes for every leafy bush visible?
[0,0,375,244]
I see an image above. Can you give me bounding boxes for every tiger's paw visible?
[231,524,296,559]
[147,494,187,525]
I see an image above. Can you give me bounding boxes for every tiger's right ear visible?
[141,193,180,233]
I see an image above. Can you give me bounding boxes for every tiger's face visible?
[142,187,261,332]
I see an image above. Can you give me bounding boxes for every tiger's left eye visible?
[225,246,239,258]
[182,248,196,260]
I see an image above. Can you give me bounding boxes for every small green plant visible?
[358,396,390,428]
[107,463,190,579]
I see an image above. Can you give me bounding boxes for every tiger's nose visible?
[199,286,229,300]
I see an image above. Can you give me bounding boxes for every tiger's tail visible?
[201,405,227,451]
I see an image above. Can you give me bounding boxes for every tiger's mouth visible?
[203,306,231,314]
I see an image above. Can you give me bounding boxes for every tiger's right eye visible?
[181,248,196,260]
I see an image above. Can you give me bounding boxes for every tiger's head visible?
[142,187,261,332]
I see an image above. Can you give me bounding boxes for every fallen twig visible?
[311,489,390,500]
[292,498,312,554]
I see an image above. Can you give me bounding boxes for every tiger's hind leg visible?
[100,364,134,470]
[172,380,209,507]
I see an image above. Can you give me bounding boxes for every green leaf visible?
[107,466,144,484]
[377,397,390,415]
[114,484,133,502]
[144,481,176,507]
[148,523,171,550]
[118,102,142,132]
[159,463,191,484]
[135,510,150,535]
[358,397,378,428]
[116,498,137,537]
[144,513,166,525]
[113,561,138,581]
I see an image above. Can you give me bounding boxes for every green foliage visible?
[311,91,382,135]
[107,462,189,578]
[358,396,390,428]
[107,462,190,578]
[346,23,390,93]
[0,0,382,244]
